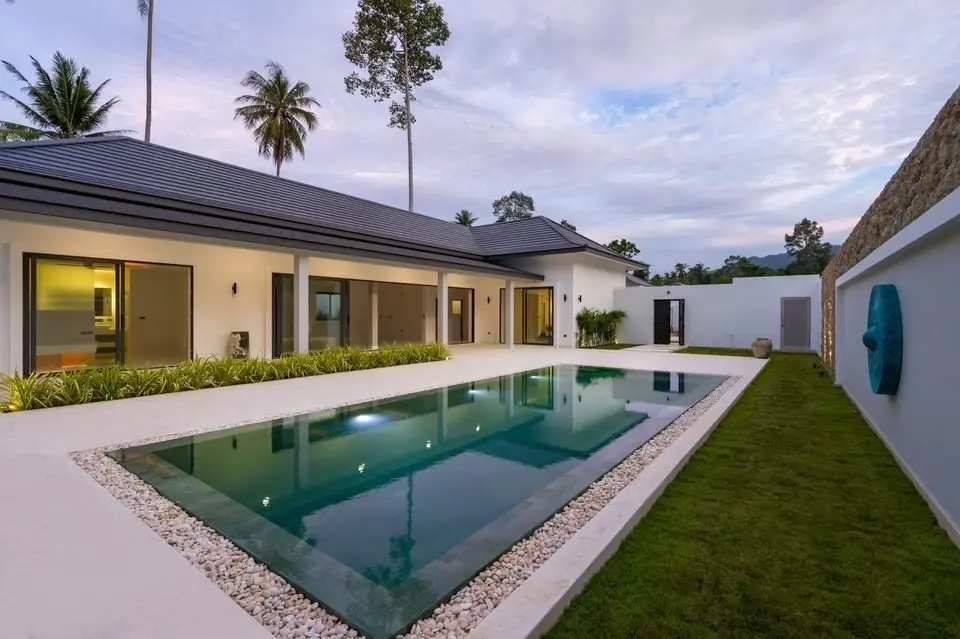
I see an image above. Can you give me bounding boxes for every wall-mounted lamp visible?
[231,282,238,295]
[577,295,582,303]
[563,294,567,302]
[487,296,491,304]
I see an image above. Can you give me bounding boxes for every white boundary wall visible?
[614,275,821,351]
[835,185,960,544]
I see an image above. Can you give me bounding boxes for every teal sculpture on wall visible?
[861,284,903,395]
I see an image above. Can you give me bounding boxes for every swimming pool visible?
[110,364,726,638]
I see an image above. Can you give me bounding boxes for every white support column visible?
[293,254,310,354]
[505,280,516,349]
[437,271,449,346]
[370,282,379,350]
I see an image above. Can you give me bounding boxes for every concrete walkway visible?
[0,346,764,639]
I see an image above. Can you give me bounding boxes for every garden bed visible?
[1,343,449,411]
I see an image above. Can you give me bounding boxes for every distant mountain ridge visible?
[747,246,840,270]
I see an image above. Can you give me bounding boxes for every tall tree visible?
[0,52,127,140]
[343,0,450,213]
[606,238,639,259]
[674,263,688,282]
[233,61,320,177]
[453,209,476,226]
[137,0,155,142]
[785,217,832,272]
[688,262,707,284]
[559,219,577,231]
[492,191,535,223]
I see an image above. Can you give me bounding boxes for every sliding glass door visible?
[498,286,555,346]
[25,255,192,373]
[272,274,349,356]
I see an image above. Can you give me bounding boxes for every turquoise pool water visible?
[110,365,726,638]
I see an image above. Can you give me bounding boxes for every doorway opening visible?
[780,296,811,351]
[653,298,685,346]
[498,286,555,345]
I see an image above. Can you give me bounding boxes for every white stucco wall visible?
[0,217,518,373]
[834,186,960,540]
[614,275,822,350]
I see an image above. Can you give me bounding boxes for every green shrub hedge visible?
[576,308,627,348]
[0,343,449,412]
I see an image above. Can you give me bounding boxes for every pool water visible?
[110,365,726,638]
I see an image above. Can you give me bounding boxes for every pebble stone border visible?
[72,376,739,639]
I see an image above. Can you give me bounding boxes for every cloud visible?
[1,0,958,272]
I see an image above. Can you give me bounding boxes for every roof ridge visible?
[539,216,589,246]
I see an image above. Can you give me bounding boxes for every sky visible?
[1,0,959,274]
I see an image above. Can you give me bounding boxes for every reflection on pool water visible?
[110,365,726,638]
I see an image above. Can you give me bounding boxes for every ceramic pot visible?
[751,337,773,359]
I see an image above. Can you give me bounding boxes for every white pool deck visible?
[0,345,765,639]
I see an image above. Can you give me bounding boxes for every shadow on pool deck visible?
[546,353,960,639]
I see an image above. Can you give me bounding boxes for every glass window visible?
[27,256,192,373]
[274,275,348,355]
[32,258,119,372]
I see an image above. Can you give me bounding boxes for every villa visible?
[0,136,646,376]
[1,86,959,639]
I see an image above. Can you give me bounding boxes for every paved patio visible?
[0,346,764,639]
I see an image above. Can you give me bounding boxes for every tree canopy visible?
[560,219,577,231]
[454,209,477,226]
[784,217,833,274]
[0,51,127,140]
[343,0,450,212]
[606,238,640,259]
[492,191,535,223]
[233,61,320,177]
[643,217,836,285]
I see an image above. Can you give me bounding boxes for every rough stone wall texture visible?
[821,85,960,375]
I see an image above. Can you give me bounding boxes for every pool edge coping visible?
[465,367,763,639]
[63,361,757,639]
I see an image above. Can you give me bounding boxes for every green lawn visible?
[547,354,960,639]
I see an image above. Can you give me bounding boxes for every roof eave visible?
[0,176,541,281]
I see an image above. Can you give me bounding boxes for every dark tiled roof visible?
[0,137,644,269]
[0,137,481,255]
[472,216,648,267]
[625,273,651,286]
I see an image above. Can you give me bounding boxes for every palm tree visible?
[0,51,128,140]
[137,0,155,142]
[674,263,689,282]
[233,61,320,177]
[454,209,476,226]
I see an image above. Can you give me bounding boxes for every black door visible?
[678,299,686,346]
[653,299,671,344]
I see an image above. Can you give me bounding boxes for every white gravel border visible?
[72,376,739,639]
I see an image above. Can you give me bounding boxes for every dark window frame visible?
[498,286,556,346]
[22,252,194,374]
